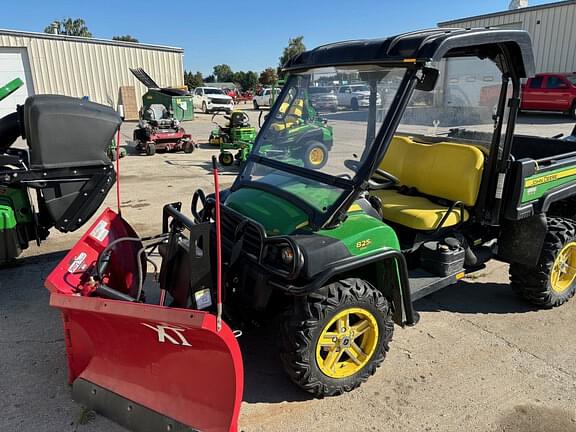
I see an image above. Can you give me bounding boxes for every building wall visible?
[0,30,184,109]
[439,2,576,74]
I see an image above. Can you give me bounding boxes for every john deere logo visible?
[141,322,192,346]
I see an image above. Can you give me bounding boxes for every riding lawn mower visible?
[209,110,257,166]
[44,28,576,432]
[133,104,196,155]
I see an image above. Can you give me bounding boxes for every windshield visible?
[240,65,408,215]
[205,88,224,95]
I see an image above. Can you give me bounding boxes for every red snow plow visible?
[46,204,243,432]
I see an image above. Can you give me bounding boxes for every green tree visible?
[279,36,305,67]
[213,64,234,82]
[44,18,92,37]
[204,75,216,83]
[242,71,258,91]
[184,71,204,90]
[113,35,139,43]
[258,67,277,86]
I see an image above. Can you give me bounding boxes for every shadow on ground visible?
[415,279,538,315]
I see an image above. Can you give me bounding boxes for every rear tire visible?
[279,278,394,397]
[146,143,156,156]
[510,217,576,308]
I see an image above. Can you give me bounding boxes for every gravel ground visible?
[1,107,576,432]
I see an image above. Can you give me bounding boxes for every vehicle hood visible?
[224,188,309,235]
[207,94,232,101]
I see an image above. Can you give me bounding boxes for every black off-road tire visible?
[510,217,576,308]
[279,278,394,397]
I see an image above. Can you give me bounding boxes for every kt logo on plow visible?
[141,322,192,346]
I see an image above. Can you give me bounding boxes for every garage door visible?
[0,48,34,118]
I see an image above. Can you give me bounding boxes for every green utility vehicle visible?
[148,28,576,396]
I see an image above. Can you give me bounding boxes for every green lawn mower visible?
[257,92,333,169]
[209,110,258,166]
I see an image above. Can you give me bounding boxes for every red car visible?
[521,73,576,118]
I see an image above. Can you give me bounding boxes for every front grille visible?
[210,98,230,105]
[220,206,264,260]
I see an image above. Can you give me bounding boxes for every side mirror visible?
[416,67,439,92]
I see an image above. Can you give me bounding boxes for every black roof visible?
[283,28,535,78]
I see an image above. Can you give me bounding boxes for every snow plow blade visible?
[46,209,243,432]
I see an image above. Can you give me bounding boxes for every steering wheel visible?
[344,159,398,189]
[369,169,400,190]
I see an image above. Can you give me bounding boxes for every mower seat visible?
[370,136,485,231]
[272,99,304,131]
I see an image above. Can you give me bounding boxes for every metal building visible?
[438,0,576,75]
[0,29,184,117]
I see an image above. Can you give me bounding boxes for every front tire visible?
[253,100,259,110]
[279,278,394,397]
[183,141,194,153]
[510,217,576,307]
[145,143,156,156]
[218,151,234,166]
[303,141,328,170]
[202,102,209,114]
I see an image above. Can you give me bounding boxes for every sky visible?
[1,0,556,76]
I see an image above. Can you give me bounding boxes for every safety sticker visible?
[68,252,87,273]
[90,220,109,242]
[194,288,212,310]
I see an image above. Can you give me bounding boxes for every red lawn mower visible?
[133,104,196,155]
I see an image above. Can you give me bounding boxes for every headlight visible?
[281,247,294,264]
[262,239,301,279]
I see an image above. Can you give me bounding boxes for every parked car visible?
[193,87,234,114]
[337,84,382,110]
[521,73,576,118]
[253,87,281,109]
[308,87,338,112]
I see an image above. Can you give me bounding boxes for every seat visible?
[271,99,304,131]
[370,136,485,231]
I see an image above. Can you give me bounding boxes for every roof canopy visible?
[283,28,535,78]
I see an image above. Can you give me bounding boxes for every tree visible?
[258,68,277,86]
[204,75,216,83]
[113,35,139,43]
[239,71,258,91]
[279,36,305,67]
[213,64,234,82]
[44,18,92,37]
[184,71,204,90]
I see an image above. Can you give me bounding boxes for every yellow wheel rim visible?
[551,242,576,293]
[315,308,379,379]
[309,147,325,166]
